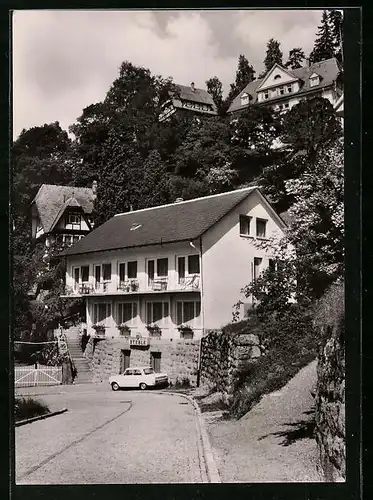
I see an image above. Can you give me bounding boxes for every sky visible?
[12,9,323,139]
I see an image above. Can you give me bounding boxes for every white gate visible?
[15,366,62,388]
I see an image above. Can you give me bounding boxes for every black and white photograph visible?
[12,8,349,485]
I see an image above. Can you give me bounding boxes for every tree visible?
[172,116,232,181]
[230,105,283,183]
[206,76,223,114]
[285,48,306,69]
[224,54,256,111]
[284,138,344,296]
[13,122,75,217]
[328,9,343,62]
[279,97,342,161]
[262,38,283,76]
[309,10,335,64]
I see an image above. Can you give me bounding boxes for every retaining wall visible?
[83,337,200,386]
[314,284,345,482]
[199,329,263,401]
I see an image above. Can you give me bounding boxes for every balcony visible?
[148,277,168,291]
[117,279,139,293]
[176,275,200,291]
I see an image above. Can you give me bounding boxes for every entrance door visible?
[151,352,162,373]
[120,350,131,373]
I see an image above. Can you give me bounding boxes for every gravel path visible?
[15,389,204,484]
[204,360,322,482]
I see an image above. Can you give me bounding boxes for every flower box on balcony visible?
[91,324,106,336]
[118,324,131,337]
[146,324,162,338]
[178,325,194,339]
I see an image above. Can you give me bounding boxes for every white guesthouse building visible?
[61,187,287,340]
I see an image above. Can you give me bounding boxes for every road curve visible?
[16,388,207,484]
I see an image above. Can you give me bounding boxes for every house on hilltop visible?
[228,57,343,115]
[60,187,287,341]
[31,182,97,248]
[159,82,218,122]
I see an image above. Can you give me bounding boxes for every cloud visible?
[12,9,321,139]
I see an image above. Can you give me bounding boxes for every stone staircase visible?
[64,325,93,384]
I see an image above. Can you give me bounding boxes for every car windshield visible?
[143,368,154,375]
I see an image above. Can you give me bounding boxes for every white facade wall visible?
[65,241,203,340]
[201,191,285,330]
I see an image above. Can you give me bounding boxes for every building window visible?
[95,265,101,289]
[92,302,111,325]
[68,214,80,225]
[310,76,320,87]
[188,255,200,274]
[146,301,169,325]
[274,74,281,80]
[117,302,138,324]
[253,257,262,281]
[264,91,269,100]
[157,258,168,277]
[284,103,289,108]
[118,261,138,283]
[287,85,292,93]
[241,93,249,106]
[239,215,252,236]
[176,301,201,326]
[102,263,112,282]
[73,265,89,290]
[279,86,285,96]
[256,218,267,238]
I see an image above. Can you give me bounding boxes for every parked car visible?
[109,366,169,391]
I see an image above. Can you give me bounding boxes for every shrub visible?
[228,304,318,419]
[15,397,50,422]
[172,377,191,389]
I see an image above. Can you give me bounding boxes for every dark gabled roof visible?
[168,83,218,115]
[228,58,341,113]
[31,184,95,233]
[61,187,261,256]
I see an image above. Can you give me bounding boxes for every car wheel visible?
[139,382,147,390]
[111,382,120,391]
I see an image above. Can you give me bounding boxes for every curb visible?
[155,391,221,483]
[15,408,68,427]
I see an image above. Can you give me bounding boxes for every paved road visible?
[15,384,207,484]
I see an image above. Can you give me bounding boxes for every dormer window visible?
[240,93,249,106]
[274,74,281,80]
[68,214,80,225]
[309,74,320,87]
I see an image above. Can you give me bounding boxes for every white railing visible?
[15,366,62,388]
[148,277,168,291]
[117,279,139,293]
[177,275,200,290]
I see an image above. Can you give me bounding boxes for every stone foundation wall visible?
[199,329,263,401]
[314,284,345,482]
[83,337,200,386]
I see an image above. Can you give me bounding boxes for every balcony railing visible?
[94,281,112,293]
[117,279,139,293]
[148,277,168,291]
[177,274,200,291]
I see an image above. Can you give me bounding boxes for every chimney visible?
[175,197,184,203]
[92,180,97,197]
[190,82,195,92]
[305,58,310,68]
